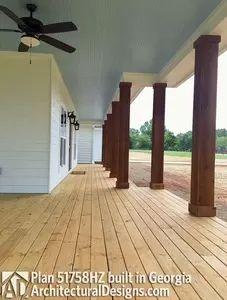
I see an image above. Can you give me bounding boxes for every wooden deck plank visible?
[160,190,227,239]
[99,171,155,300]
[95,167,132,300]
[70,166,92,300]
[102,173,179,300]
[113,185,222,299]
[150,189,227,252]
[90,167,112,300]
[131,186,227,271]
[106,184,201,299]
[0,165,227,300]
[41,169,87,300]
[0,195,51,259]
[0,178,76,271]
[20,174,85,300]
[130,190,227,296]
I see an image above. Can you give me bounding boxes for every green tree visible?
[164,130,177,151]
[216,136,227,153]
[129,128,140,149]
[140,120,152,137]
[176,131,192,151]
[216,129,227,137]
[130,122,227,154]
[137,134,151,149]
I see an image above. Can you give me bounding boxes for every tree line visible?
[130,120,227,153]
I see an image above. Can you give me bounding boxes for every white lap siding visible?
[0,54,77,193]
[92,127,103,163]
[0,55,51,193]
[78,125,93,163]
[48,60,77,191]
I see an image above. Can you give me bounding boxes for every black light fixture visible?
[74,120,80,131]
[21,34,40,48]
[68,111,76,125]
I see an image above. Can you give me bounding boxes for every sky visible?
[130,51,227,135]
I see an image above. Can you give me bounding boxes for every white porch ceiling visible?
[0,0,222,121]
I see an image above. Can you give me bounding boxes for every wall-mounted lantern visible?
[74,120,80,131]
[68,111,76,125]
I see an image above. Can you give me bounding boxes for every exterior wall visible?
[78,124,103,164]
[0,54,51,193]
[78,124,93,163]
[49,60,77,191]
[0,53,78,194]
[73,130,79,165]
[92,127,103,163]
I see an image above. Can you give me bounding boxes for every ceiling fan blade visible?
[39,35,76,53]
[0,28,21,32]
[0,6,28,30]
[18,43,29,52]
[42,22,77,34]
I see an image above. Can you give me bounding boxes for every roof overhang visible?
[107,0,227,114]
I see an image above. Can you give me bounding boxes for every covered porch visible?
[1,164,227,299]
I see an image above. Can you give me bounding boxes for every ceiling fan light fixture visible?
[21,34,40,47]
[0,5,77,53]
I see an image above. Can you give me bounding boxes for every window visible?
[60,107,67,167]
[61,107,67,127]
[60,137,66,167]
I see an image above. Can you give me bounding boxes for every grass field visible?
[130,149,227,159]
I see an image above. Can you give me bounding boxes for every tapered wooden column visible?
[189,35,221,217]
[150,83,167,189]
[108,113,114,177]
[116,82,132,189]
[105,114,112,171]
[103,120,108,168]
[110,101,120,178]
[102,122,106,166]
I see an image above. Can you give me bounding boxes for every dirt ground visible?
[129,152,227,221]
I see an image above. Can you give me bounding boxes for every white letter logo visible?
[0,272,29,299]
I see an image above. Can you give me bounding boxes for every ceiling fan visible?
[0,3,77,53]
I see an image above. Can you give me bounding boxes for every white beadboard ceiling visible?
[0,0,222,121]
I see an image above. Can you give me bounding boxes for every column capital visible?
[119,82,132,88]
[194,35,221,48]
[153,83,167,89]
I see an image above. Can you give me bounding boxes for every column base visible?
[105,167,110,171]
[116,181,129,189]
[150,183,164,190]
[189,203,216,217]
[109,172,116,178]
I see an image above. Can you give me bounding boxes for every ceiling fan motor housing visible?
[18,17,43,33]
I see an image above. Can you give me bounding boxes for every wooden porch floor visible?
[1,165,227,299]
